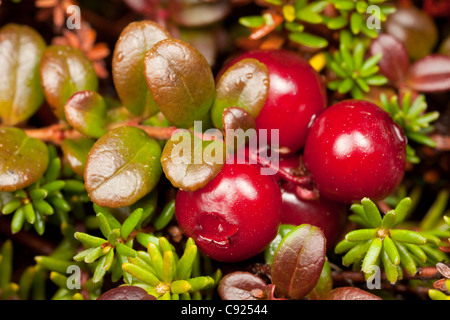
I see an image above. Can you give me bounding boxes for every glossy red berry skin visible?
[220,49,327,153]
[277,156,347,249]
[303,100,407,203]
[175,162,282,262]
[280,183,347,250]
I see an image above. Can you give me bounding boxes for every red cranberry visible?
[175,162,282,262]
[303,100,407,203]
[280,183,347,250]
[220,49,327,153]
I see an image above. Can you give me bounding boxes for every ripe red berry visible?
[280,183,347,249]
[303,100,407,203]
[175,162,282,262]
[220,49,327,153]
[277,156,347,249]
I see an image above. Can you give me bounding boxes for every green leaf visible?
[153,200,175,231]
[116,242,137,258]
[350,12,363,34]
[161,130,226,192]
[389,229,427,245]
[0,127,49,192]
[381,248,398,284]
[326,16,348,30]
[65,90,107,139]
[345,228,377,242]
[61,138,95,177]
[121,208,143,240]
[238,16,265,28]
[362,237,382,273]
[0,240,13,289]
[342,239,372,266]
[361,198,382,227]
[162,251,176,283]
[381,210,397,229]
[96,212,112,239]
[92,254,107,283]
[334,239,359,254]
[393,197,412,226]
[143,39,215,128]
[74,232,107,248]
[2,198,22,215]
[112,20,170,117]
[394,241,417,276]
[296,8,323,24]
[148,242,164,280]
[11,204,25,234]
[122,263,161,287]
[85,126,162,207]
[383,236,400,266]
[40,45,98,120]
[0,24,46,125]
[176,244,197,280]
[289,32,328,49]
[211,58,269,130]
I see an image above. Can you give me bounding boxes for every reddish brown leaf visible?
[271,224,326,300]
[406,54,450,93]
[97,286,156,300]
[370,33,410,86]
[327,287,382,300]
[218,271,271,300]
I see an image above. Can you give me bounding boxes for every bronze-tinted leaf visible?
[0,127,49,192]
[168,0,231,28]
[222,106,256,152]
[112,20,171,117]
[370,33,410,86]
[84,126,162,208]
[143,39,215,128]
[211,58,269,130]
[218,271,270,300]
[0,23,46,125]
[306,260,333,300]
[271,224,326,300]
[327,287,382,300]
[161,130,225,191]
[65,90,107,138]
[97,286,156,300]
[406,54,450,93]
[61,137,95,176]
[40,45,98,120]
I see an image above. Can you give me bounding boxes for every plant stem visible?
[24,122,178,145]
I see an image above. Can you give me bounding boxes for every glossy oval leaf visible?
[112,20,171,117]
[370,33,410,85]
[0,127,49,192]
[211,58,269,130]
[218,271,270,300]
[327,287,382,300]
[406,54,450,93]
[271,224,326,300]
[143,39,215,128]
[161,130,225,191]
[168,0,231,28]
[65,91,107,138]
[61,137,95,177]
[0,23,46,126]
[40,45,98,121]
[222,107,256,153]
[84,126,162,207]
[97,286,156,300]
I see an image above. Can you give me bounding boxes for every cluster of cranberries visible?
[175,50,407,263]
